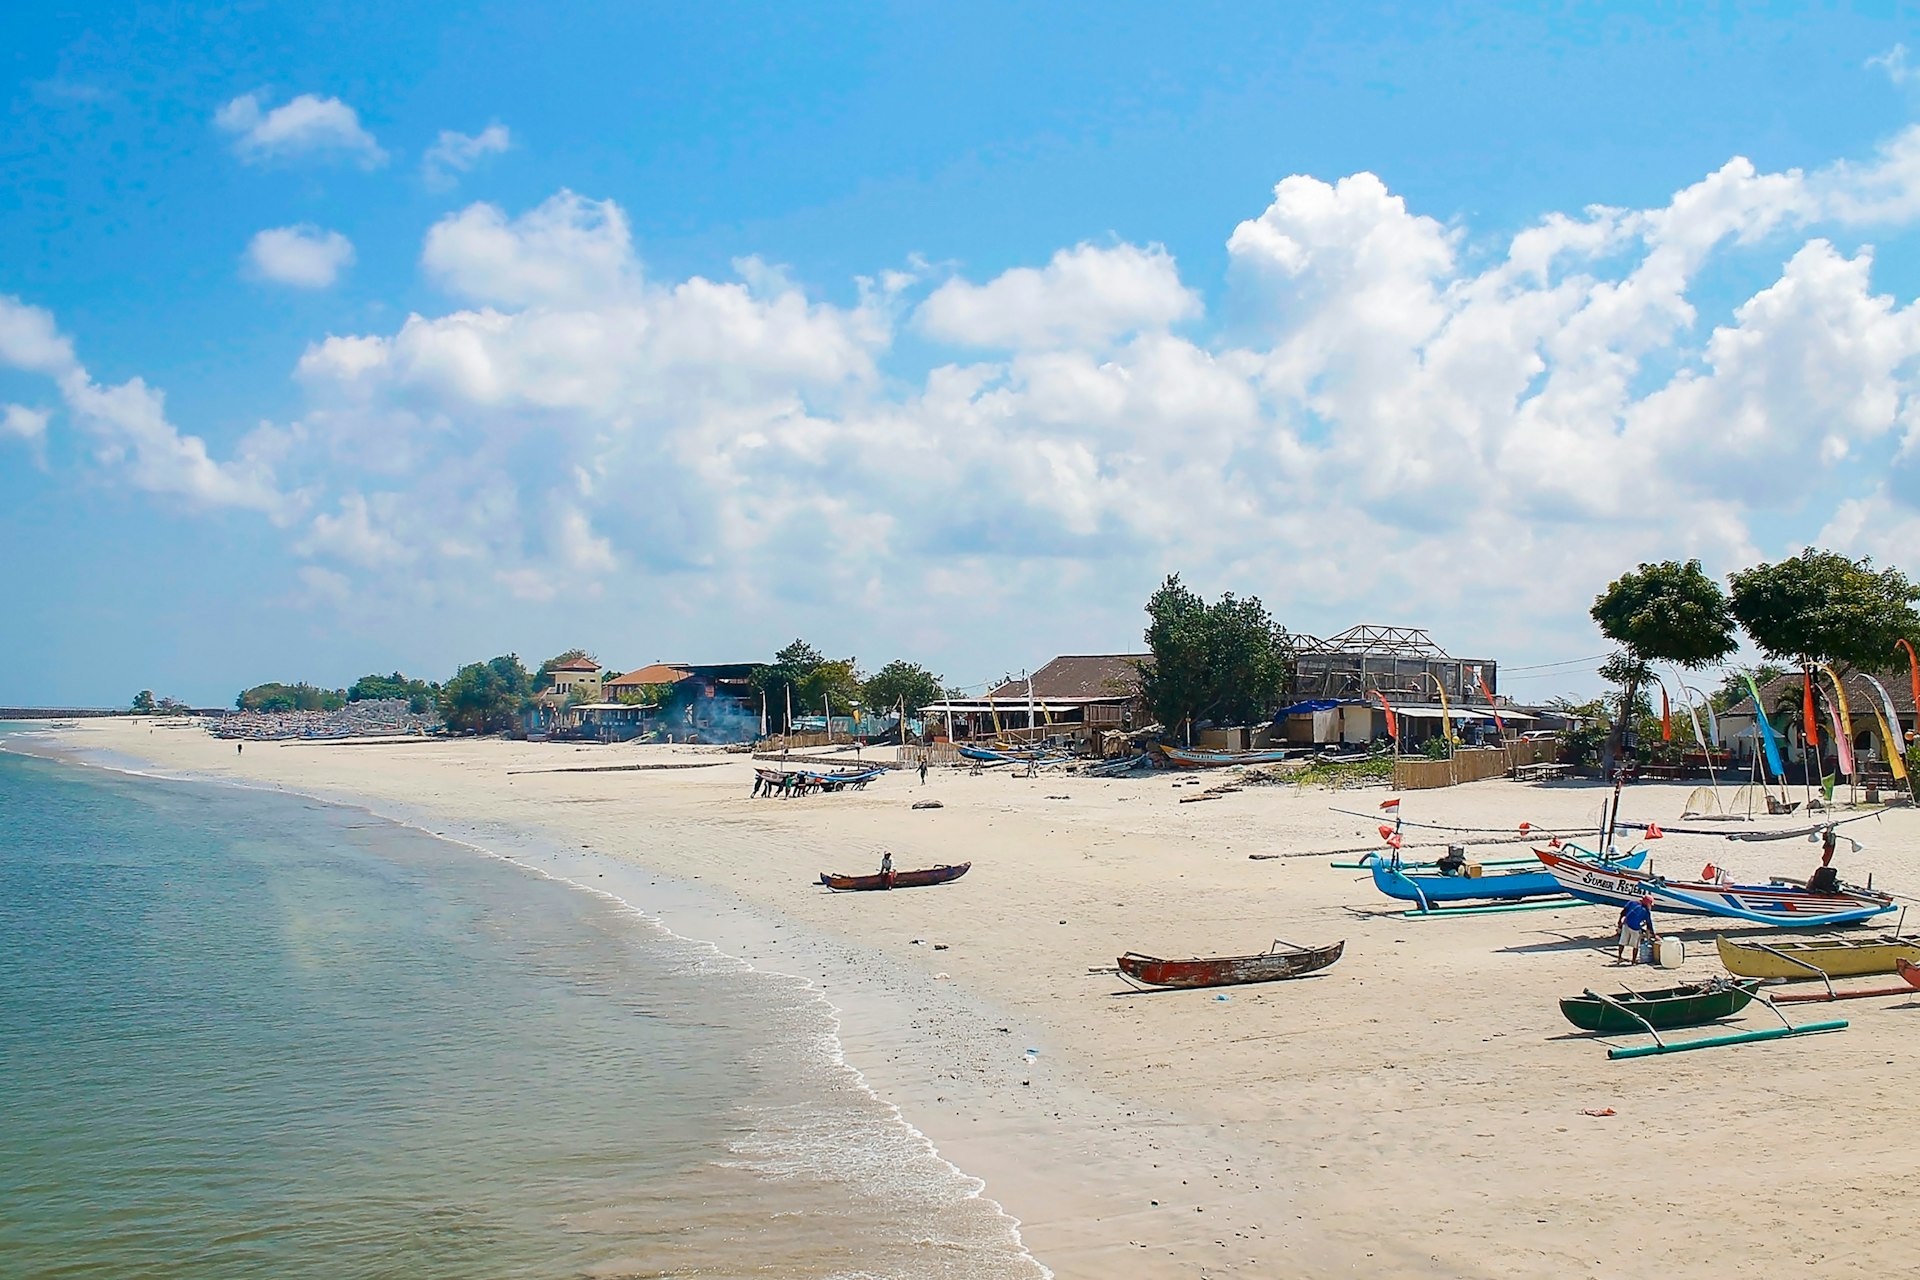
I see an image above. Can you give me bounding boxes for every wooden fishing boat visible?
[1559,979,1762,1033]
[1715,933,1920,980]
[1533,846,1897,927]
[1159,744,1297,769]
[818,862,970,891]
[1115,939,1344,989]
[1371,845,1645,907]
[1898,959,1920,989]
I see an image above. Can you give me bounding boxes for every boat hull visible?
[1160,745,1296,769]
[1117,940,1344,988]
[1371,848,1646,905]
[1559,980,1761,1033]
[1533,847,1896,927]
[1716,933,1920,979]
[819,862,970,891]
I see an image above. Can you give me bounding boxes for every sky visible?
[8,3,1920,707]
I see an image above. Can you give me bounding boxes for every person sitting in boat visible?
[1435,845,1468,877]
[1808,828,1841,894]
[879,849,895,888]
[1616,893,1657,964]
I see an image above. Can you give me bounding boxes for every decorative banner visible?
[1673,677,1708,754]
[1428,674,1456,746]
[1660,685,1673,742]
[1818,664,1857,778]
[1475,668,1505,735]
[1900,638,1920,735]
[1372,688,1399,740]
[1827,705,1854,777]
[1861,680,1909,782]
[1703,698,1721,748]
[1741,671,1787,780]
[1803,671,1820,748]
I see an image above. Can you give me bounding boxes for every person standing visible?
[918,756,929,785]
[1616,893,1656,964]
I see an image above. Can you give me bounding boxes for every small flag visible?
[1821,773,1837,802]
[1378,824,1396,842]
[1385,831,1403,849]
[1380,798,1400,810]
[1548,836,1563,848]
[1701,863,1717,881]
[1645,823,1664,840]
[1518,822,1531,833]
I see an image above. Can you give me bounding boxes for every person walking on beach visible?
[918,756,928,785]
[1616,893,1656,964]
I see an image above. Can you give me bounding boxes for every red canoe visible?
[819,862,970,891]
[1116,939,1345,989]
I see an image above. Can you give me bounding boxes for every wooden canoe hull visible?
[1117,940,1345,988]
[1716,933,1920,980]
[1160,745,1296,769]
[819,862,970,891]
[1559,980,1761,1033]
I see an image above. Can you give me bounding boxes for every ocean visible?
[0,740,1044,1279]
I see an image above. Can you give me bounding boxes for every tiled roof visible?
[986,654,1147,702]
[607,663,694,686]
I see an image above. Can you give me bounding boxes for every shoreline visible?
[19,719,1920,1277]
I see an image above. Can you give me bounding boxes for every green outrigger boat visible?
[1559,979,1762,1033]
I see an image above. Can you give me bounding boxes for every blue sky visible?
[7,3,1920,706]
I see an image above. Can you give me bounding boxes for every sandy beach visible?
[46,720,1920,1278]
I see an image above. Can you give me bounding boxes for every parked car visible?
[1519,729,1560,742]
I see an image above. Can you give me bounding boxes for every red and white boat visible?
[1533,846,1896,928]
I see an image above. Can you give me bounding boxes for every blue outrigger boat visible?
[1371,843,1648,912]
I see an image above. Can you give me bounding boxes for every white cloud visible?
[916,242,1200,348]
[2,404,49,444]
[1869,44,1917,86]
[421,190,637,306]
[245,225,356,288]
[214,91,386,168]
[422,124,510,188]
[0,295,292,515]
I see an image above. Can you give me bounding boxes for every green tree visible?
[1591,559,1737,762]
[1137,574,1294,730]
[752,639,829,731]
[798,658,863,719]
[236,682,347,712]
[438,655,532,734]
[1728,550,1920,669]
[862,660,948,715]
[348,672,438,714]
[131,690,156,714]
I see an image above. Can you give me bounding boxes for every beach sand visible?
[56,722,1920,1277]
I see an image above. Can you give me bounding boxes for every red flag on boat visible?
[1386,831,1402,849]
[1701,863,1717,880]
[1379,798,1400,810]
[1804,671,1820,748]
[1646,823,1664,840]
[1548,836,1562,848]
[1660,687,1672,742]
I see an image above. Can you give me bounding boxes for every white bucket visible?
[1655,938,1685,969]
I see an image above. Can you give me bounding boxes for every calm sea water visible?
[0,742,1043,1279]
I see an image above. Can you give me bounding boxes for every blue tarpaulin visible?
[1273,698,1362,719]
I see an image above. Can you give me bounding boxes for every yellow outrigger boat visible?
[1716,933,1920,980]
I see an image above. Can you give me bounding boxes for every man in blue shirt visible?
[1616,893,1656,964]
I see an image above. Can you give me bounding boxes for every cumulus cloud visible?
[421,190,638,306]
[2,404,49,444]
[1869,44,1917,86]
[917,242,1200,348]
[245,225,356,288]
[0,295,291,515]
[422,124,510,188]
[214,91,386,168]
[37,122,1920,669]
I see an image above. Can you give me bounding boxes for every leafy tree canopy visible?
[1591,559,1738,667]
[1728,549,1920,668]
[1137,574,1295,729]
[237,682,347,713]
[131,690,156,713]
[437,654,532,734]
[862,660,948,714]
[348,671,438,714]
[752,639,849,729]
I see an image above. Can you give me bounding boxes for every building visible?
[545,656,605,701]
[920,654,1147,748]
[1286,624,1523,746]
[597,660,763,742]
[1718,668,1915,778]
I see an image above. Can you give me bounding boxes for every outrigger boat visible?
[1159,744,1296,769]
[1558,978,1847,1059]
[819,862,970,891]
[1533,846,1897,927]
[1112,939,1344,989]
[959,744,1069,766]
[1371,843,1646,910]
[1716,933,1920,980]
